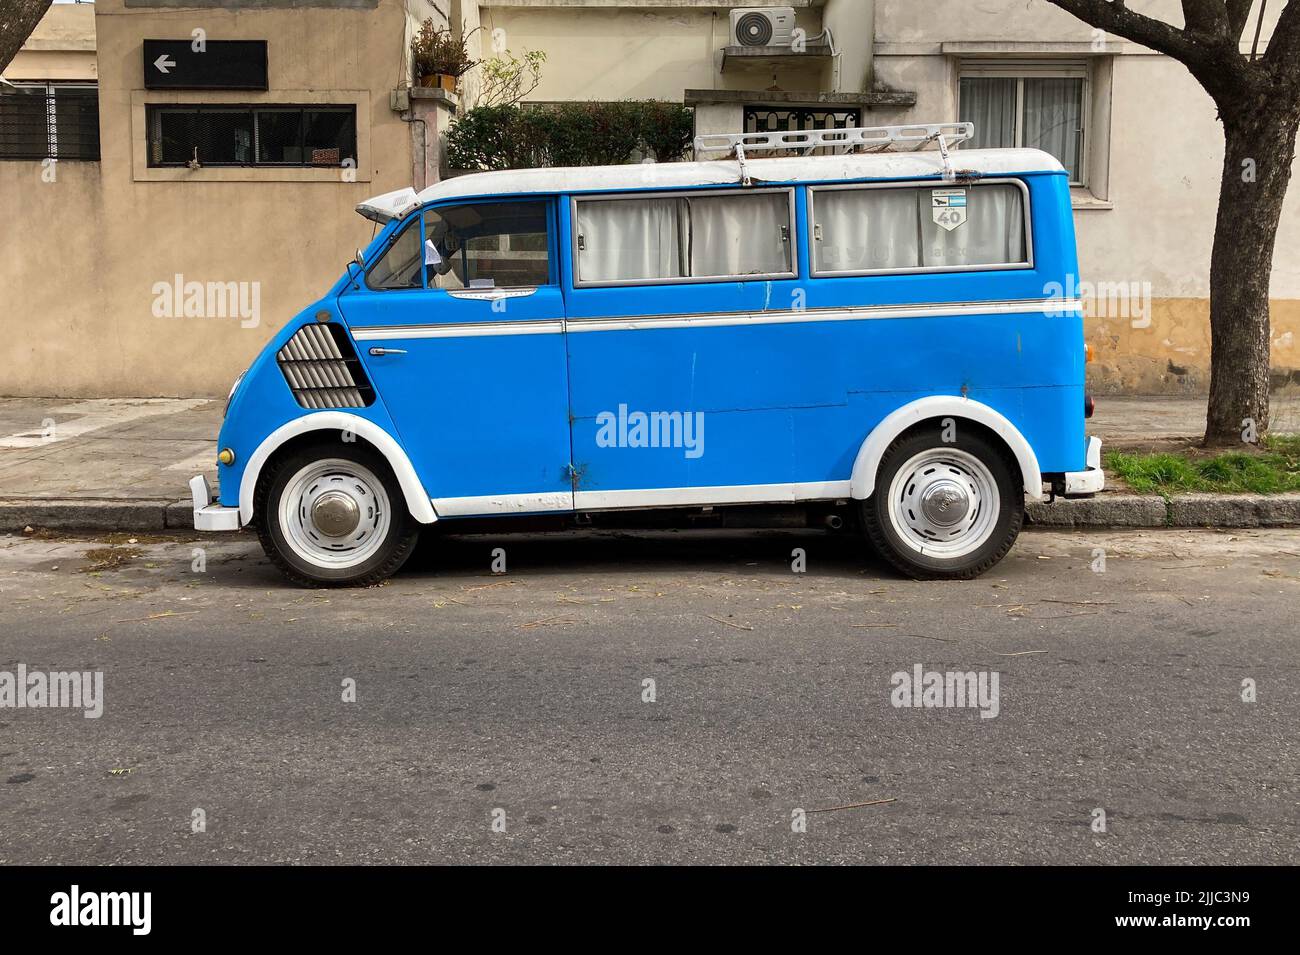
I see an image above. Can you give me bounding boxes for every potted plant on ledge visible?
[411,19,478,94]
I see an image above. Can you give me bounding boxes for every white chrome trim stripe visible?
[431,481,856,516]
[566,298,1081,334]
[350,299,1082,341]
[432,491,573,517]
[447,287,539,302]
[352,320,565,341]
[574,481,852,511]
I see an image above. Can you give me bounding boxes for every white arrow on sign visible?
[153,54,177,74]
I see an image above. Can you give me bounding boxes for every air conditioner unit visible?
[730,7,797,48]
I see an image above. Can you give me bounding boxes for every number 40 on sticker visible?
[932,188,967,231]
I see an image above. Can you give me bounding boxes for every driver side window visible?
[422,200,551,290]
[366,200,552,292]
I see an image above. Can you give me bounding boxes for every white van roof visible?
[356,148,1064,223]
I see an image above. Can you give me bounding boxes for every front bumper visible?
[189,475,241,531]
[1062,436,1104,495]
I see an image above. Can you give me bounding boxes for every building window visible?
[0,83,100,161]
[958,61,1086,184]
[146,105,356,168]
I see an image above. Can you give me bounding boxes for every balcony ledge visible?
[685,88,917,109]
[721,44,834,73]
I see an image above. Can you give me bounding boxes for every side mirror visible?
[354,248,365,267]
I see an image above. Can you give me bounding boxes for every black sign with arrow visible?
[143,39,268,90]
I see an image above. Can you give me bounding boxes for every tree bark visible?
[1204,101,1300,445]
[0,0,52,74]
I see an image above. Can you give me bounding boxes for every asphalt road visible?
[0,525,1296,865]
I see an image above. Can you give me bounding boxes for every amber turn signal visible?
[217,448,236,466]
[1085,342,1095,363]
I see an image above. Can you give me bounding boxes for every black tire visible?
[255,441,420,587]
[861,424,1024,581]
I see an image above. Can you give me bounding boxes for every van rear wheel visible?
[861,426,1023,580]
[255,443,420,587]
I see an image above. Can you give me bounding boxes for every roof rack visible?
[692,122,974,185]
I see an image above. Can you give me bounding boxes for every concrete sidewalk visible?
[0,394,1298,532]
[0,397,220,531]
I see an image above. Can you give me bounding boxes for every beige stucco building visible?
[1,0,1297,396]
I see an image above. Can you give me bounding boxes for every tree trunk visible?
[1204,102,1300,446]
[0,0,52,73]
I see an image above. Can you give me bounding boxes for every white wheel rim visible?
[886,447,1000,559]
[278,458,391,570]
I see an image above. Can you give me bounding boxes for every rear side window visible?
[574,190,794,285]
[810,181,1029,275]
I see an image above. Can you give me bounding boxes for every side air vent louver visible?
[276,322,375,409]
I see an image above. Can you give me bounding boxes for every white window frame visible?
[957,59,1090,188]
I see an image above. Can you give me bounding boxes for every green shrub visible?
[637,100,695,165]
[445,100,695,171]
[442,104,540,170]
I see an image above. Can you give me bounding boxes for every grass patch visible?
[1262,432,1300,456]
[1106,434,1300,495]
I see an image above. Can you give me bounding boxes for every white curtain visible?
[919,183,1025,267]
[814,183,1025,271]
[815,188,919,271]
[576,197,686,282]
[687,192,791,277]
[576,193,790,282]
[959,77,1017,149]
[1023,78,1083,181]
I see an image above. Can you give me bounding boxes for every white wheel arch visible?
[238,412,437,526]
[849,396,1044,503]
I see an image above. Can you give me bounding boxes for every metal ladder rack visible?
[692,122,974,185]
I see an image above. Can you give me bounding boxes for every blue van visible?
[191,123,1102,586]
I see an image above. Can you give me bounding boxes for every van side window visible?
[423,201,551,290]
[366,219,424,290]
[811,181,1028,274]
[574,190,794,285]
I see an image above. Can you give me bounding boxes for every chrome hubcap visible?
[311,490,361,538]
[278,459,391,570]
[887,448,1000,558]
[919,479,970,527]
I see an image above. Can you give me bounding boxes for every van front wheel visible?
[256,443,420,587]
[861,427,1023,580]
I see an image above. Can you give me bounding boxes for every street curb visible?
[0,499,195,533]
[1027,495,1167,527]
[4,493,1299,534]
[1027,493,1300,529]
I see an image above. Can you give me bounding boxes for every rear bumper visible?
[189,475,241,531]
[1062,436,1104,495]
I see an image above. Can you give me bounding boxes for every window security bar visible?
[692,122,974,184]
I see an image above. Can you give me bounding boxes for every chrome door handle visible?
[368,347,407,356]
